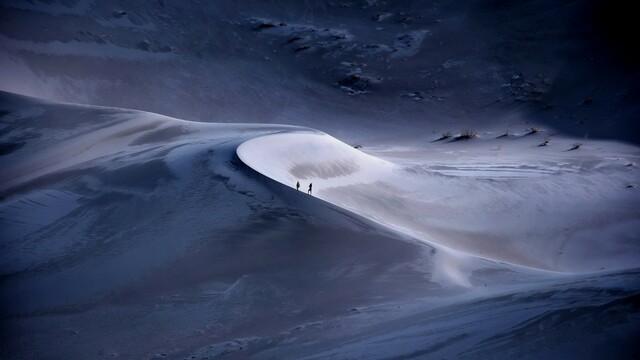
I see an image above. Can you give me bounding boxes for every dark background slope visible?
[1,0,638,142]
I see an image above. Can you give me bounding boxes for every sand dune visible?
[1,91,639,359]
[238,131,640,273]
[2,0,639,358]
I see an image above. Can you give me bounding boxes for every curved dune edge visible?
[2,87,636,280]
[236,131,508,287]
[236,131,534,280]
[237,131,397,190]
[237,130,640,276]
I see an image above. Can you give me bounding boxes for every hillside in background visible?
[1,0,639,143]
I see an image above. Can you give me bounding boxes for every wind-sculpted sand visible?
[238,132,640,274]
[1,91,639,359]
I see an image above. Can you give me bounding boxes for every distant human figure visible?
[296,181,300,191]
[308,183,313,195]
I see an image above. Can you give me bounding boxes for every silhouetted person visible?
[296,181,300,191]
[308,183,312,195]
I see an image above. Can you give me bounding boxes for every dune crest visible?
[238,132,640,273]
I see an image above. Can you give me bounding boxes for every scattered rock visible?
[338,74,371,95]
[454,130,477,141]
[255,22,277,30]
[497,130,512,138]
[392,30,429,57]
[526,127,539,135]
[287,35,303,43]
[434,131,453,141]
[294,44,312,52]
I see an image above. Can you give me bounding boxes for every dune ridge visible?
[237,131,640,274]
[1,91,639,359]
